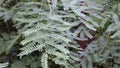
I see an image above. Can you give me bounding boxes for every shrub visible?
[0,0,120,68]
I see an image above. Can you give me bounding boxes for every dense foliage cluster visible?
[0,0,120,68]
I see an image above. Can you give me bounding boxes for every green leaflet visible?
[53,52,69,59]
[41,53,48,68]
[18,43,45,58]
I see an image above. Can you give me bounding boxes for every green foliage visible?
[0,0,120,68]
[13,1,79,67]
[0,62,8,68]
